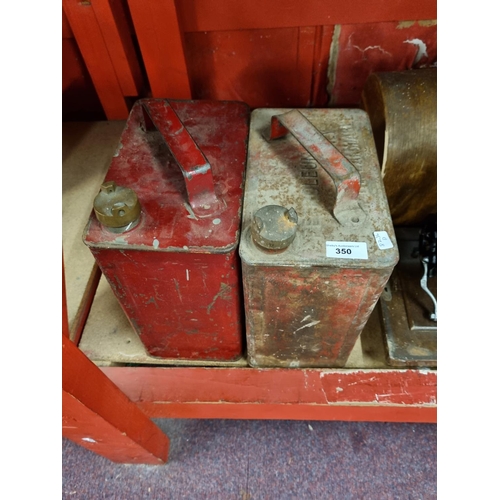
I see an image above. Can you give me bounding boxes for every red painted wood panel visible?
[63,1,437,117]
[184,28,317,108]
[63,1,437,119]
[102,367,436,405]
[136,403,436,423]
[311,26,336,107]
[176,0,437,32]
[127,0,191,99]
[183,21,436,109]
[91,0,143,96]
[62,0,129,119]
[102,366,437,423]
[330,20,437,106]
[62,335,169,464]
[62,9,73,38]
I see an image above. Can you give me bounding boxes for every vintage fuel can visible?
[239,108,399,367]
[83,99,249,360]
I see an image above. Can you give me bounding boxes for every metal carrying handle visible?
[141,100,222,217]
[269,110,365,225]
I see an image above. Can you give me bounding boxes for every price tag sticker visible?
[373,231,394,250]
[326,241,368,260]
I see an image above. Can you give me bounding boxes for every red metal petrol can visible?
[239,108,399,367]
[83,99,249,360]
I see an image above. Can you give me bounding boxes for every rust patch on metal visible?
[240,108,398,368]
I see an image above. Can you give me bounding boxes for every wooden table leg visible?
[62,335,170,464]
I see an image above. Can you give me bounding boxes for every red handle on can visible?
[141,100,221,217]
[269,110,365,225]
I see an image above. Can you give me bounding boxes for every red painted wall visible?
[330,21,437,106]
[62,2,436,119]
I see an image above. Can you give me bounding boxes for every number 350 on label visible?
[326,241,368,260]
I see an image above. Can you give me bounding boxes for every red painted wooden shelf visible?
[62,0,438,458]
[62,120,436,464]
[78,273,437,425]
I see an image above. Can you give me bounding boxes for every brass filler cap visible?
[251,205,298,250]
[93,181,141,232]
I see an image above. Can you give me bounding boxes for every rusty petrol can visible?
[239,108,399,367]
[83,99,249,360]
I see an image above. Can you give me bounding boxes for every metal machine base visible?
[380,228,437,368]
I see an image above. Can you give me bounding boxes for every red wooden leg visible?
[127,0,192,99]
[90,0,145,96]
[62,335,169,464]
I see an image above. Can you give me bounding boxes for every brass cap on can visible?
[251,205,298,250]
[93,181,141,232]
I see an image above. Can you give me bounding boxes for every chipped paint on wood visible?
[329,20,437,106]
[404,38,428,64]
[102,366,437,410]
[418,20,437,27]
[397,20,417,29]
[396,20,437,29]
[326,25,342,106]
